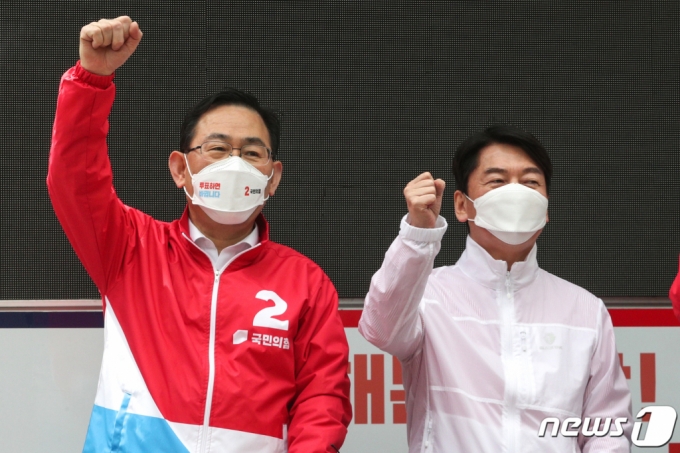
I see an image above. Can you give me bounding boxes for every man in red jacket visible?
[47,16,351,453]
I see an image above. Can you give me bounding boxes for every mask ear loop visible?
[262,167,275,202]
[182,154,197,202]
[465,194,477,223]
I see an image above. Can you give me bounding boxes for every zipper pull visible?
[215,271,220,281]
[520,330,527,352]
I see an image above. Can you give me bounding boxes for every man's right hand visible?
[79,16,142,76]
[404,172,445,229]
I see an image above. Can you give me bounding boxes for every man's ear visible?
[169,151,188,189]
[454,190,470,223]
[267,160,283,197]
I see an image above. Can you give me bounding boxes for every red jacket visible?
[671,256,680,322]
[47,62,351,453]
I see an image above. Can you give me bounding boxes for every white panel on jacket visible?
[93,297,163,419]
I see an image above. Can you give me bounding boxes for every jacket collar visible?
[178,208,270,242]
[178,208,271,269]
[456,235,539,291]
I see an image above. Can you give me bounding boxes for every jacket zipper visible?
[502,271,518,453]
[198,269,221,453]
[182,233,261,453]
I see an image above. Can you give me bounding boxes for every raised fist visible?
[79,16,142,76]
[404,172,445,229]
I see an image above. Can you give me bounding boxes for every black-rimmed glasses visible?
[186,141,271,165]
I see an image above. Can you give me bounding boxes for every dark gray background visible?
[1,1,678,300]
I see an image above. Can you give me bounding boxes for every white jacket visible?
[359,216,632,452]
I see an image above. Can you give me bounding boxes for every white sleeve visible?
[358,214,447,361]
[578,302,633,452]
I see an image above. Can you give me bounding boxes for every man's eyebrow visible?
[483,167,509,175]
[205,133,231,141]
[204,133,268,147]
[242,137,268,147]
[482,167,543,175]
[522,167,544,176]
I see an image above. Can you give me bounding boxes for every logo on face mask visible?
[243,186,262,196]
[199,182,221,198]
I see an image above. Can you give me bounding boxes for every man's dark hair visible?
[180,88,280,159]
[452,124,552,194]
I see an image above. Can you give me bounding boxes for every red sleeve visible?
[670,255,680,322]
[287,274,352,453]
[47,62,131,294]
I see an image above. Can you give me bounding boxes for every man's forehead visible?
[194,106,270,145]
[477,144,542,172]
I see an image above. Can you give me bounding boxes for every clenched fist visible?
[404,172,445,229]
[80,16,142,76]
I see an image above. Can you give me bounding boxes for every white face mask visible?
[467,183,548,245]
[183,155,273,225]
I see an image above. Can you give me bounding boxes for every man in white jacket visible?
[359,124,632,452]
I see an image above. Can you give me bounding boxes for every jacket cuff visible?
[74,61,115,89]
[399,214,447,242]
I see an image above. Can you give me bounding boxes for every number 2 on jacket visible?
[253,290,289,331]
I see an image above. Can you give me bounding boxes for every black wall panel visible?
[1,1,678,300]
